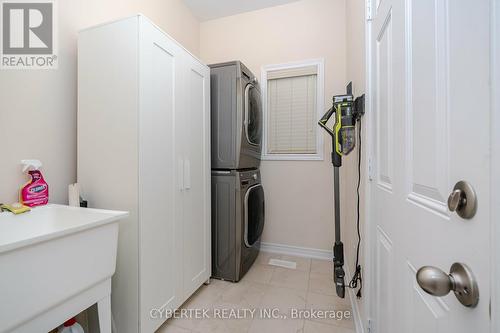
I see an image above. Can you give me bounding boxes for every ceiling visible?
[183,0,301,21]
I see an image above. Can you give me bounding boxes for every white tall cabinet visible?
[77,15,211,333]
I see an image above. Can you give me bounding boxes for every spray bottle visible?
[58,318,84,333]
[20,159,49,207]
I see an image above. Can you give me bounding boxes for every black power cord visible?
[348,117,363,298]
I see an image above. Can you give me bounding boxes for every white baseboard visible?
[260,241,332,260]
[260,241,365,333]
[345,262,365,333]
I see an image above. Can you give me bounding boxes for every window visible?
[262,59,324,160]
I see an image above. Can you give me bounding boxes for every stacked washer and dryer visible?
[210,61,265,282]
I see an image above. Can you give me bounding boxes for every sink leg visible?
[98,295,112,333]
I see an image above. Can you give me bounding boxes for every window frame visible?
[261,58,325,161]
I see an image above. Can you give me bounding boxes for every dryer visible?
[211,169,265,281]
[210,61,262,170]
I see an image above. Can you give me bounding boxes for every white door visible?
[369,0,491,332]
[139,18,183,333]
[181,55,211,298]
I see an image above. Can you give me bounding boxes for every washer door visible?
[244,184,265,247]
[244,84,262,146]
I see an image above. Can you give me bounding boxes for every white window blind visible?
[267,67,318,154]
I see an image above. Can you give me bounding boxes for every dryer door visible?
[244,84,262,146]
[244,184,265,247]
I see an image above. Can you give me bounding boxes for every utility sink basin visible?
[0,204,128,333]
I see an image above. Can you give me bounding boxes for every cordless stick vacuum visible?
[318,89,365,298]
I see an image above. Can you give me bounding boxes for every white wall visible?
[0,0,200,205]
[200,0,347,251]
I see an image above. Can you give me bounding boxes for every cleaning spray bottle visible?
[20,159,49,207]
[58,318,84,333]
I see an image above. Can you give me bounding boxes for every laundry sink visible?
[0,204,128,333]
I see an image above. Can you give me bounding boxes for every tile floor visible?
[156,252,356,333]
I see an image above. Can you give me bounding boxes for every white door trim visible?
[363,0,374,332]
[491,0,499,331]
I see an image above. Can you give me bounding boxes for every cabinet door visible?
[180,55,211,297]
[138,18,183,333]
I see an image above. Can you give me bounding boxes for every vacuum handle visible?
[318,106,336,137]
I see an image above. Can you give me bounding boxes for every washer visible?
[209,61,262,170]
[211,169,265,281]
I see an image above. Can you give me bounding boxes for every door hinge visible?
[368,157,373,181]
[366,0,373,21]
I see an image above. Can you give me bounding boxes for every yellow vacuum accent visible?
[334,104,343,156]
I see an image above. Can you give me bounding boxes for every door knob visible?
[448,189,464,212]
[447,181,477,219]
[416,263,479,307]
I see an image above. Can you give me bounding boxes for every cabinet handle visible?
[184,159,191,190]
